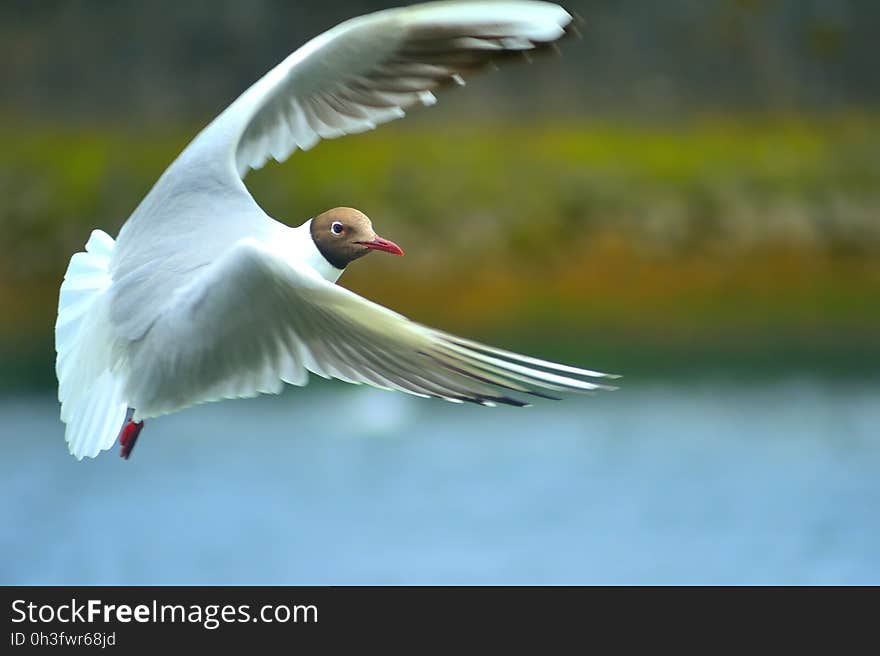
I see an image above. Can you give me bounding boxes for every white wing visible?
[124,239,616,418]
[201,0,575,178]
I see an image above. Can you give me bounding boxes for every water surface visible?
[1,379,878,584]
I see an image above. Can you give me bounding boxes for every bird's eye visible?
[331,221,344,235]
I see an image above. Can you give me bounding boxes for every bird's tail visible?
[55,229,128,460]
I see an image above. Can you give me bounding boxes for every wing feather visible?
[174,1,575,180]
[122,241,614,418]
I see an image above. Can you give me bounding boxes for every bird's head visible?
[310,207,404,270]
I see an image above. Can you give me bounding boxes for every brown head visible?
[310,207,404,270]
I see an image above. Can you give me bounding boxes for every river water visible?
[1,378,878,584]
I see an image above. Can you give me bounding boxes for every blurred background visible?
[1,0,878,584]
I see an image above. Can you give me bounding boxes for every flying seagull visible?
[55,0,617,461]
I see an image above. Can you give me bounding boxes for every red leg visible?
[119,420,145,460]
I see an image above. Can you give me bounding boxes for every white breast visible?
[271,218,344,283]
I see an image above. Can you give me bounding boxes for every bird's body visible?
[56,0,617,460]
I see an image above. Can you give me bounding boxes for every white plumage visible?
[56,230,129,459]
[56,1,616,460]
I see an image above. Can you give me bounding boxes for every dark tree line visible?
[1,0,876,123]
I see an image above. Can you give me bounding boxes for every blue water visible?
[1,379,878,584]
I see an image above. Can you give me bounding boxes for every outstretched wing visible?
[124,239,616,418]
[187,0,575,179]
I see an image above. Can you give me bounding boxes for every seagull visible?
[55,0,617,461]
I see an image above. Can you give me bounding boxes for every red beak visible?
[357,235,404,256]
